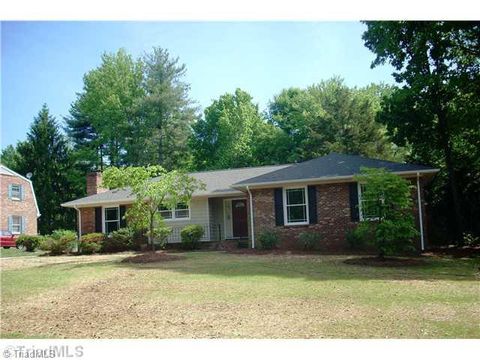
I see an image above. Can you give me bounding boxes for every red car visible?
[0,230,17,249]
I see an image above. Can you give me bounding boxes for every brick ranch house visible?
[1,164,41,235]
[62,153,439,251]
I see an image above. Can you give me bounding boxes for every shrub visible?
[258,230,279,250]
[102,228,134,253]
[16,235,43,252]
[355,168,418,258]
[149,226,172,250]
[346,224,374,250]
[299,232,321,251]
[78,233,105,255]
[130,229,149,251]
[463,232,480,247]
[41,229,77,255]
[180,225,204,250]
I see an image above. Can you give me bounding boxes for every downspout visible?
[74,206,82,253]
[416,172,425,251]
[246,186,255,249]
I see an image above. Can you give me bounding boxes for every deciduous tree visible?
[102,166,205,250]
[362,21,480,243]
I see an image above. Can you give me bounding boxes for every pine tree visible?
[16,104,81,234]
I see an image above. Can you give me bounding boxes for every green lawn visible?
[1,251,479,338]
[0,247,45,258]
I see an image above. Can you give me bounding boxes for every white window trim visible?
[159,203,191,222]
[283,186,309,226]
[10,184,22,201]
[102,205,120,233]
[357,183,380,222]
[11,215,23,235]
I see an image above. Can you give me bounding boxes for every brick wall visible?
[79,207,95,234]
[251,180,427,251]
[0,174,38,235]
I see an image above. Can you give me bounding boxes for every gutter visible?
[416,172,425,251]
[246,186,255,249]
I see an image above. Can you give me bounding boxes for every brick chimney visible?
[86,171,108,196]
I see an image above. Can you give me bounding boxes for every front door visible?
[232,199,248,238]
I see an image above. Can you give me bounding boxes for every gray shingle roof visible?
[62,164,289,207]
[62,153,438,208]
[234,153,438,186]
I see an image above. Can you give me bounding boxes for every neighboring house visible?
[0,164,40,235]
[61,153,439,250]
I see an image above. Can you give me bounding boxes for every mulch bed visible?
[121,251,184,264]
[344,257,426,267]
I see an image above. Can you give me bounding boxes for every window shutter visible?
[8,184,12,199]
[22,216,26,234]
[95,207,102,232]
[119,205,127,228]
[307,185,318,224]
[21,185,25,201]
[349,182,360,222]
[8,216,13,232]
[274,188,284,226]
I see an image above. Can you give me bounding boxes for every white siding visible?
[164,198,210,243]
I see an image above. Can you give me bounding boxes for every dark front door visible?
[232,199,248,238]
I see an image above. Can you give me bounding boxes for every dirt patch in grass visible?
[425,246,480,258]
[344,257,426,267]
[120,251,184,264]
[0,252,132,270]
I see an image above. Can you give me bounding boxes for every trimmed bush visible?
[130,229,149,251]
[258,230,279,250]
[102,228,134,253]
[41,229,77,255]
[346,224,374,250]
[16,235,43,252]
[79,233,105,255]
[149,226,172,250]
[180,225,204,250]
[298,232,321,251]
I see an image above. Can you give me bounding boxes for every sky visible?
[1,21,395,149]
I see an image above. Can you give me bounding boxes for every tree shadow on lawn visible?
[115,251,480,282]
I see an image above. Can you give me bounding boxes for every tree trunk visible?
[437,111,465,244]
[149,212,155,251]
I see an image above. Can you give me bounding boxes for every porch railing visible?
[165,223,222,244]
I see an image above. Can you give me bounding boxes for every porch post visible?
[75,206,82,252]
[247,186,255,249]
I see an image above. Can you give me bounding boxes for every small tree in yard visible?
[103,166,205,250]
[354,167,418,258]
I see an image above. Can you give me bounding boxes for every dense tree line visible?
[2,23,479,244]
[363,21,480,244]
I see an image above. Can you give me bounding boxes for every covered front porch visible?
[165,196,250,244]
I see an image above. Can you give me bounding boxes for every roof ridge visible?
[185,163,292,175]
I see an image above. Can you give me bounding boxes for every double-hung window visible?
[284,187,309,225]
[104,207,120,233]
[159,203,190,220]
[10,215,23,234]
[358,184,381,221]
[10,184,22,200]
